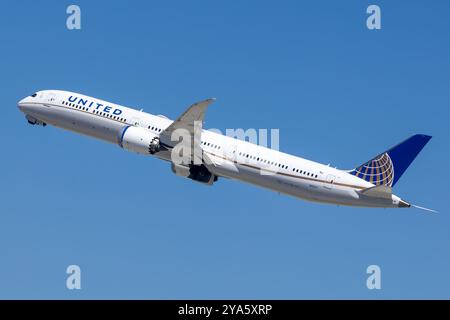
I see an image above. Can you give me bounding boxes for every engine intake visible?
[118,126,160,155]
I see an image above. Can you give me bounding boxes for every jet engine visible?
[171,163,218,185]
[118,126,161,155]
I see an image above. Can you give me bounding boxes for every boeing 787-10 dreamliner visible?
[18,90,434,211]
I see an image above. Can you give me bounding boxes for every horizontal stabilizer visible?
[359,185,392,199]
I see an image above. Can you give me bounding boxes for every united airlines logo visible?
[68,96,123,115]
[351,153,394,187]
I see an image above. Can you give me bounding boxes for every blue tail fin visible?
[350,134,432,187]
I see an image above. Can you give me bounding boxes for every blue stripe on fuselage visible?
[118,126,131,148]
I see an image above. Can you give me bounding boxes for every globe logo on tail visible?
[351,153,394,187]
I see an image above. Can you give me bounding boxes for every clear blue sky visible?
[1,0,449,299]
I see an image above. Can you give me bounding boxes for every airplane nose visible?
[17,96,31,111]
[17,98,25,110]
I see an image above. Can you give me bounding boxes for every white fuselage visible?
[18,90,406,208]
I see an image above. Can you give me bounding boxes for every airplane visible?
[17,90,434,211]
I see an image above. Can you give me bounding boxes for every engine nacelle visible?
[118,126,159,155]
[171,163,218,185]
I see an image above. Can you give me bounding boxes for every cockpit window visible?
[31,93,37,97]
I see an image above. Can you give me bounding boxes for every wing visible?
[159,98,216,164]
